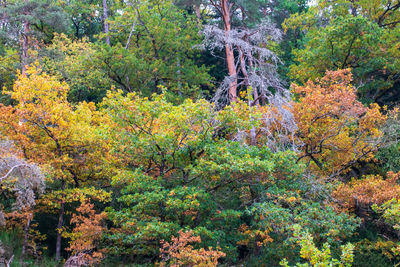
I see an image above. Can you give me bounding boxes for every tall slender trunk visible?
[103,0,110,45]
[21,21,30,74]
[221,0,237,102]
[55,180,66,261]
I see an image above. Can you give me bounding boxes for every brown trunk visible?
[225,44,237,102]
[55,180,66,261]
[221,0,237,102]
[21,21,30,74]
[103,0,110,45]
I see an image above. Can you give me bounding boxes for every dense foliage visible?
[0,0,400,266]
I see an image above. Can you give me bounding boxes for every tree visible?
[0,0,68,72]
[265,0,308,82]
[284,0,400,105]
[208,0,238,101]
[105,169,218,260]
[63,199,106,267]
[292,69,386,177]
[56,0,103,40]
[203,0,287,105]
[0,64,109,260]
[94,0,211,101]
[0,48,19,97]
[0,141,44,214]
[102,0,110,45]
[0,140,44,262]
[41,33,112,103]
[204,21,286,106]
[101,92,225,259]
[101,90,221,179]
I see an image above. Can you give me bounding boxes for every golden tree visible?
[292,69,386,177]
[0,64,109,260]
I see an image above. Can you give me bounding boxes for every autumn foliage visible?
[2,0,400,266]
[333,171,400,212]
[64,200,106,266]
[292,69,386,176]
[0,64,108,184]
[159,230,225,267]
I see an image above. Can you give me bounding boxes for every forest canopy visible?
[0,0,400,266]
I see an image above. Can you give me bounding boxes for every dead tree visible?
[0,140,44,262]
[203,20,298,150]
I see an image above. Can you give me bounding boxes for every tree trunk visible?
[103,0,110,45]
[55,180,66,261]
[221,0,237,102]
